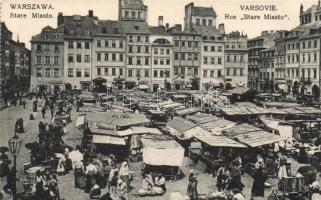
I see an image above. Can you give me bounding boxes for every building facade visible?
[1,22,30,97]
[118,0,148,22]
[258,47,275,92]
[224,31,248,90]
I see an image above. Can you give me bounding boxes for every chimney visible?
[175,24,182,32]
[165,23,169,30]
[218,23,225,35]
[158,16,164,27]
[88,10,94,17]
[57,12,64,26]
[300,4,304,15]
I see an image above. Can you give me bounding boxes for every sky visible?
[0,0,318,48]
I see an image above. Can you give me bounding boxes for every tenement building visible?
[1,22,30,98]
[30,26,64,92]
[258,46,276,92]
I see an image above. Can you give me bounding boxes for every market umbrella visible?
[0,147,9,153]
[68,150,83,163]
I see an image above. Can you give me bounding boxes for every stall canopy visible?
[167,117,197,136]
[223,123,286,147]
[295,107,321,114]
[118,127,163,137]
[194,135,247,148]
[92,135,126,145]
[141,135,185,166]
[175,108,201,116]
[261,102,301,108]
[227,87,251,95]
[281,108,305,115]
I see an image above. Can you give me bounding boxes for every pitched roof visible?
[95,20,125,36]
[149,26,169,36]
[193,6,217,17]
[193,26,222,37]
[121,21,151,34]
[167,117,197,133]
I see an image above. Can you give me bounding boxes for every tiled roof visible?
[121,21,151,34]
[193,6,217,17]
[63,15,97,39]
[193,26,222,37]
[31,26,64,42]
[149,26,169,36]
[95,20,126,36]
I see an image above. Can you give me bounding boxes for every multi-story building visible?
[61,11,97,91]
[258,47,275,92]
[169,25,201,90]
[224,31,248,90]
[122,21,151,89]
[184,2,217,32]
[118,0,148,22]
[149,17,173,92]
[248,30,280,91]
[93,20,126,92]
[274,31,289,92]
[30,26,64,93]
[194,26,224,90]
[1,22,30,97]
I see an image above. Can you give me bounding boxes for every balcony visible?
[300,78,312,84]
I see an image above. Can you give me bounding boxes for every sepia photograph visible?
[1,0,321,199]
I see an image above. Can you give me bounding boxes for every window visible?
[154,48,158,54]
[160,49,164,55]
[131,11,136,19]
[45,69,50,77]
[137,57,141,65]
[166,59,170,65]
[85,55,90,63]
[203,57,208,64]
[218,46,222,52]
[119,41,123,48]
[188,41,192,48]
[68,41,73,49]
[120,54,124,62]
[68,68,73,77]
[112,53,116,61]
[234,56,237,62]
[128,69,133,77]
[138,12,141,19]
[175,41,179,47]
[314,40,318,48]
[77,42,82,49]
[208,19,213,26]
[226,69,230,76]
[218,57,222,64]
[105,53,109,61]
[54,69,59,77]
[218,70,222,77]
[112,41,116,48]
[76,54,82,63]
[154,59,158,65]
[112,68,116,76]
[119,68,123,76]
[54,46,59,52]
[128,57,133,65]
[194,68,198,75]
[54,56,59,65]
[203,70,208,77]
[145,69,149,77]
[308,41,312,48]
[84,69,90,77]
[36,56,42,64]
[314,68,317,79]
[104,68,108,76]
[137,36,141,42]
[129,46,133,53]
[160,71,164,78]
[174,67,179,75]
[202,19,206,26]
[181,53,186,60]
[45,56,50,64]
[194,53,199,61]
[145,57,149,65]
[210,70,214,78]
[76,69,82,77]
[97,68,101,76]
[240,56,244,62]
[302,42,306,49]
[145,46,149,53]
[211,46,215,52]
[97,53,101,61]
[137,46,141,53]
[125,11,129,18]
[204,46,208,52]
[145,36,149,42]
[227,55,230,62]
[129,36,133,43]
[314,53,317,62]
[68,55,73,63]
[97,40,101,47]
[166,49,170,55]
[182,41,186,47]
[154,70,158,77]
[85,42,90,49]
[196,19,200,26]
[233,69,237,76]
[136,69,141,77]
[175,53,179,60]
[240,69,244,76]
[36,68,42,77]
[160,59,164,65]
[37,45,42,51]
[104,40,109,47]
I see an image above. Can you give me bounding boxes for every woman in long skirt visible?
[74,161,86,189]
[251,167,266,197]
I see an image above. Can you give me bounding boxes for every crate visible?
[278,177,306,193]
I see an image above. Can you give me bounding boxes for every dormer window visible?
[103,28,107,33]
[134,26,139,30]
[113,28,119,34]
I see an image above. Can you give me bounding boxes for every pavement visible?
[0,99,319,200]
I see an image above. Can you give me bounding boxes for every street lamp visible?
[8,132,23,200]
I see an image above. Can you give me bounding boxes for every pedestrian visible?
[116,179,127,200]
[74,160,86,189]
[42,106,46,118]
[155,173,166,194]
[232,188,245,200]
[216,166,231,192]
[251,165,267,198]
[34,171,46,200]
[119,161,130,192]
[187,172,198,200]
[228,161,244,192]
[89,179,101,200]
[85,160,98,193]
[22,99,26,109]
[109,169,119,199]
[277,153,288,179]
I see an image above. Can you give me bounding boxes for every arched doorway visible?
[312,84,320,98]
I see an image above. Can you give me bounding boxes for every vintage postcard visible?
[1,0,321,200]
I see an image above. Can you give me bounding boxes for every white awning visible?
[92,135,126,145]
[138,85,149,89]
[75,116,85,127]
